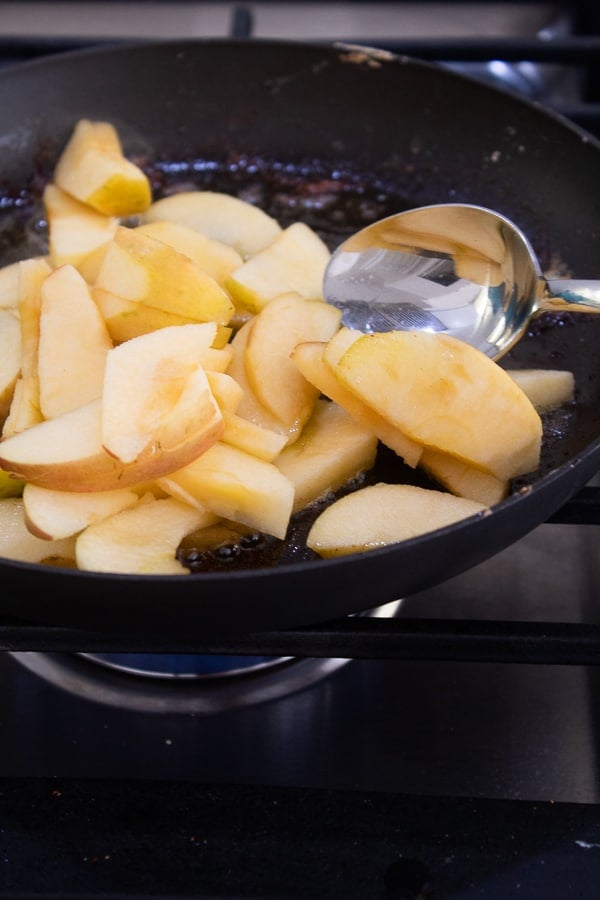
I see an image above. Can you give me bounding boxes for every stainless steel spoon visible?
[323,203,600,360]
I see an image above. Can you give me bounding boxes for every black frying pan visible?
[0,38,598,633]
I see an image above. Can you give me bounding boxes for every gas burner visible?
[11,601,402,714]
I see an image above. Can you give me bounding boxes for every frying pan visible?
[0,38,598,634]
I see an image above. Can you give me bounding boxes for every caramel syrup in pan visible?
[0,152,593,574]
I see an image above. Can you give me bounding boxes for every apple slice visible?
[206,371,244,414]
[291,339,422,468]
[0,392,222,493]
[38,265,113,418]
[245,292,341,430]
[2,258,52,437]
[226,317,292,440]
[142,190,282,259]
[101,323,223,464]
[161,441,295,539]
[43,183,118,268]
[92,287,200,343]
[221,411,288,462]
[276,398,377,512]
[134,221,243,285]
[75,495,209,574]
[93,226,235,325]
[0,309,21,424]
[225,222,330,313]
[307,482,486,557]
[419,448,508,506]
[508,368,575,414]
[333,331,542,481]
[0,497,76,564]
[0,260,22,309]
[54,118,152,217]
[23,482,139,540]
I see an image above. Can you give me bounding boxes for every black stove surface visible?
[2,522,600,897]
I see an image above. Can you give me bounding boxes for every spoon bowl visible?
[323,203,600,360]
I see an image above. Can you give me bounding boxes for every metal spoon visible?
[323,203,600,360]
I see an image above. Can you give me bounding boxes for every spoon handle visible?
[543,279,600,313]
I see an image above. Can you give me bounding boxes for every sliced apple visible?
[226,317,292,440]
[93,225,235,325]
[225,222,330,313]
[134,221,243,285]
[333,331,542,481]
[0,393,222,493]
[291,339,422,468]
[206,371,244,414]
[43,183,118,268]
[307,482,486,558]
[142,190,282,259]
[0,497,76,564]
[0,309,21,424]
[221,411,288,462]
[101,323,223,464]
[75,495,208,574]
[277,398,378,512]
[38,265,113,418]
[92,287,200,343]
[2,258,52,437]
[0,260,22,309]
[508,368,575,414]
[161,441,295,539]
[244,292,341,430]
[23,482,140,540]
[54,118,152,217]
[419,448,508,506]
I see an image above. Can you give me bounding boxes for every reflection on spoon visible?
[323,203,600,360]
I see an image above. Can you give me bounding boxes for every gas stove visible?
[0,3,600,898]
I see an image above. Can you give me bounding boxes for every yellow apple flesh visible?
[2,258,52,437]
[0,497,76,564]
[277,398,378,512]
[307,482,486,557]
[75,495,209,574]
[225,222,330,313]
[0,309,21,424]
[54,118,152,217]
[43,183,118,268]
[508,368,575,414]
[134,220,243,286]
[161,441,295,540]
[333,331,542,481]
[221,411,288,462]
[291,339,422,468]
[244,292,341,429]
[226,318,292,440]
[142,190,282,258]
[23,482,140,540]
[100,323,223,464]
[38,264,113,418]
[419,449,508,506]
[93,225,235,325]
[0,395,223,493]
